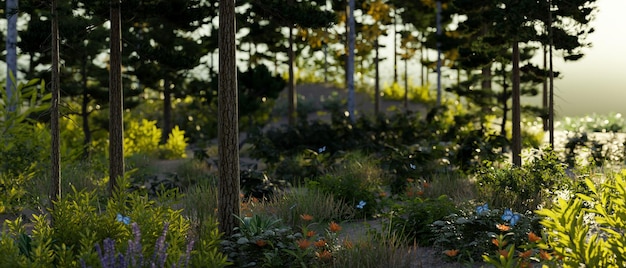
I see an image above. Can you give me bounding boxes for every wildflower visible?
[539,250,552,260]
[417,190,424,196]
[518,250,532,259]
[519,261,531,268]
[329,221,342,233]
[476,203,489,214]
[501,209,521,226]
[314,239,326,248]
[116,213,130,225]
[409,163,416,170]
[492,238,506,247]
[498,249,509,258]
[356,200,366,209]
[496,224,511,232]
[343,240,353,249]
[318,146,326,153]
[379,192,387,197]
[406,178,414,183]
[316,250,332,261]
[300,214,314,221]
[297,239,311,249]
[528,232,541,243]
[422,181,430,188]
[256,240,267,247]
[306,230,316,237]
[444,249,459,257]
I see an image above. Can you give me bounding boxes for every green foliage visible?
[387,195,459,246]
[431,205,540,263]
[307,152,385,217]
[0,179,227,267]
[124,119,188,159]
[382,81,435,104]
[158,126,188,160]
[476,149,570,212]
[535,170,626,267]
[558,113,625,133]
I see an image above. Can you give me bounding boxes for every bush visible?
[124,119,188,160]
[535,170,626,267]
[307,152,386,217]
[388,195,458,246]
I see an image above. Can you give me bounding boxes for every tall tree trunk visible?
[6,0,18,112]
[109,0,124,194]
[81,56,92,159]
[512,41,522,166]
[288,25,297,126]
[500,64,508,146]
[548,0,555,148]
[542,45,548,131]
[392,8,397,84]
[374,38,380,115]
[436,1,442,106]
[404,56,408,112]
[50,0,61,209]
[218,0,240,237]
[347,0,356,121]
[162,78,172,144]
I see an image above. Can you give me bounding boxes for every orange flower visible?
[329,221,342,233]
[343,240,353,249]
[314,239,326,248]
[539,250,552,260]
[407,178,414,183]
[306,230,316,238]
[528,232,541,243]
[407,191,414,197]
[498,249,509,257]
[256,239,267,247]
[444,249,459,257]
[496,224,511,232]
[518,250,532,259]
[297,239,311,249]
[251,197,259,203]
[492,238,507,247]
[519,261,531,268]
[417,190,424,196]
[422,181,430,188]
[379,191,387,197]
[300,214,314,221]
[316,250,332,261]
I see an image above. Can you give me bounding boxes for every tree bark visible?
[6,0,18,112]
[218,0,240,237]
[347,0,356,121]
[542,45,549,131]
[109,0,124,194]
[51,0,61,208]
[374,38,380,115]
[288,25,297,126]
[81,56,92,159]
[512,41,522,166]
[548,0,555,148]
[162,78,172,144]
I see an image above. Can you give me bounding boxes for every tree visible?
[108,0,124,194]
[218,0,240,237]
[5,0,18,112]
[50,0,61,207]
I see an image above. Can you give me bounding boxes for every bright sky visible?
[547,0,626,117]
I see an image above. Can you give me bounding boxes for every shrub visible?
[307,152,385,217]
[124,119,188,160]
[535,170,626,267]
[158,126,188,160]
[388,195,459,246]
[431,204,541,262]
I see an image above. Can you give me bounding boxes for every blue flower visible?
[501,209,521,226]
[356,200,366,209]
[116,213,130,225]
[409,163,416,170]
[476,203,489,214]
[318,146,327,153]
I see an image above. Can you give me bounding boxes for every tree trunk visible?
[542,45,548,131]
[436,1,442,106]
[500,64,508,148]
[392,9,398,84]
[218,0,240,237]
[109,0,124,194]
[347,0,356,121]
[548,0,555,148]
[162,78,172,144]
[288,25,297,126]
[81,56,92,159]
[50,0,61,208]
[404,56,408,112]
[374,38,380,115]
[6,0,18,112]
[511,41,522,166]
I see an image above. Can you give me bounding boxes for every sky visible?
[527,0,626,118]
